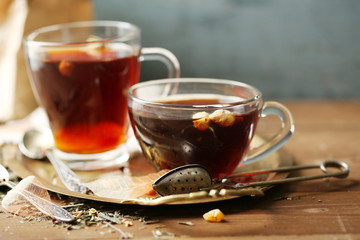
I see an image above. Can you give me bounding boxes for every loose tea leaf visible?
[178,221,195,226]
[152,230,175,239]
[98,212,122,224]
[106,223,133,239]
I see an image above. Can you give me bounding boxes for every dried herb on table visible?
[0,163,155,236]
[152,230,176,239]
[273,195,302,201]
[178,221,195,226]
[47,195,160,235]
[0,144,161,238]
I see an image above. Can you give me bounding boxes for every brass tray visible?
[7,135,293,206]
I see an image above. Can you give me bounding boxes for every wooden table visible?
[1,100,359,239]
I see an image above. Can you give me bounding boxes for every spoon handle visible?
[46,150,88,194]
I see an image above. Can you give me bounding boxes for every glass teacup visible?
[24,21,180,166]
[128,78,294,178]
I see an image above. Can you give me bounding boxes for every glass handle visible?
[243,101,295,165]
[141,47,181,78]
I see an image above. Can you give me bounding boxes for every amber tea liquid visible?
[28,44,140,154]
[129,97,260,178]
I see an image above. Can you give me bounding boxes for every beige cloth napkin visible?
[0,0,27,121]
[0,0,93,121]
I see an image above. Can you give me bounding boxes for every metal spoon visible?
[0,163,74,222]
[152,160,350,196]
[18,129,88,194]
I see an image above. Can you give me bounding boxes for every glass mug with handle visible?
[128,78,294,179]
[24,21,180,167]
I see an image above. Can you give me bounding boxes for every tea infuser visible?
[152,164,213,196]
[152,160,350,196]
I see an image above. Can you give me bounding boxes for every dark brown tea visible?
[129,97,260,178]
[28,45,140,154]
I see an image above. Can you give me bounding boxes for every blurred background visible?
[94,0,360,100]
[1,0,359,121]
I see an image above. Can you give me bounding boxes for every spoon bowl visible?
[0,163,10,183]
[18,129,54,160]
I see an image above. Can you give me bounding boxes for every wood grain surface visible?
[1,100,359,240]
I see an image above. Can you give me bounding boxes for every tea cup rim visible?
[128,78,262,109]
[24,20,140,46]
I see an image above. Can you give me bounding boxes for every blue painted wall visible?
[94,0,360,99]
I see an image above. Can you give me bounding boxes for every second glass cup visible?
[128,78,294,179]
[24,21,180,166]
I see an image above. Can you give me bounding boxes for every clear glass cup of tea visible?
[128,78,294,179]
[24,21,180,167]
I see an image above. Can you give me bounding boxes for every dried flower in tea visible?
[209,110,235,127]
[192,112,211,131]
